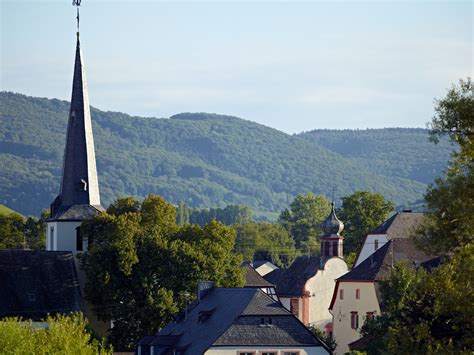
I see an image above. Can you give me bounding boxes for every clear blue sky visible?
[1,0,472,133]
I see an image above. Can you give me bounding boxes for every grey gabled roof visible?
[243,265,275,288]
[51,34,102,220]
[142,288,326,354]
[338,238,434,282]
[264,256,323,296]
[369,212,425,238]
[0,250,83,320]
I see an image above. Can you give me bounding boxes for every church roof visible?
[264,256,324,296]
[51,34,102,220]
[0,250,83,321]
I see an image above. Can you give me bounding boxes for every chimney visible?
[197,281,214,301]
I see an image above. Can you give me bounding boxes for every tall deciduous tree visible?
[278,193,331,253]
[416,78,474,253]
[234,222,299,267]
[81,194,244,351]
[339,191,394,254]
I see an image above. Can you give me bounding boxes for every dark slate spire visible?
[50,34,103,220]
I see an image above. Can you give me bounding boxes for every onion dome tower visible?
[320,202,344,258]
[46,1,104,253]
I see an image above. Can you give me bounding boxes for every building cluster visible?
[0,23,441,355]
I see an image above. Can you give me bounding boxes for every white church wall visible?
[306,257,348,331]
[49,221,82,252]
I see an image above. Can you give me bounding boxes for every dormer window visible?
[198,308,215,323]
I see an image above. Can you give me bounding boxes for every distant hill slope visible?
[0,92,450,216]
[0,204,22,217]
[297,128,452,185]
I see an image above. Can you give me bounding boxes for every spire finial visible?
[73,0,81,36]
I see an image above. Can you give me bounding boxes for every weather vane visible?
[73,0,81,34]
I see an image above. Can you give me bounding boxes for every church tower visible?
[320,202,344,258]
[47,26,104,253]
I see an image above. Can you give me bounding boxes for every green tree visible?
[278,193,331,253]
[339,191,394,254]
[360,245,474,354]
[81,194,244,351]
[234,222,299,268]
[0,213,26,249]
[0,313,111,354]
[416,78,474,254]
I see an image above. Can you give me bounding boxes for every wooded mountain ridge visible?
[0,92,452,217]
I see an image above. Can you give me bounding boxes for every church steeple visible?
[47,4,103,252]
[50,34,102,219]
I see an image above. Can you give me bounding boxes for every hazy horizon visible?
[1,1,472,133]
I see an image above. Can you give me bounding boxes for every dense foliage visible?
[234,222,299,267]
[339,191,394,254]
[300,127,452,185]
[360,247,474,353]
[278,193,331,254]
[0,313,111,354]
[0,211,47,250]
[0,92,451,217]
[177,203,253,226]
[81,194,244,351]
[415,78,474,254]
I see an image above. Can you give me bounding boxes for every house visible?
[136,283,330,355]
[242,260,279,276]
[353,211,425,267]
[242,264,279,301]
[329,238,434,354]
[0,250,82,327]
[264,203,348,335]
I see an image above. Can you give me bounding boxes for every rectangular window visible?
[290,298,299,318]
[356,289,360,299]
[261,352,277,355]
[238,352,256,355]
[339,289,344,300]
[366,311,374,319]
[324,241,330,256]
[49,226,54,250]
[351,312,359,329]
[76,227,83,251]
[283,352,300,355]
[333,241,338,256]
[374,239,379,250]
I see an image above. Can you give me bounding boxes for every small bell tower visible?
[320,202,344,258]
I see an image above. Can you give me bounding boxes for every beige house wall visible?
[205,345,329,354]
[330,281,380,354]
[305,258,348,331]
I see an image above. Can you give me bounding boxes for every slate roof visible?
[0,250,83,320]
[139,288,327,354]
[49,203,104,221]
[369,211,425,238]
[243,265,274,288]
[338,238,434,282]
[264,256,324,296]
[50,34,102,220]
